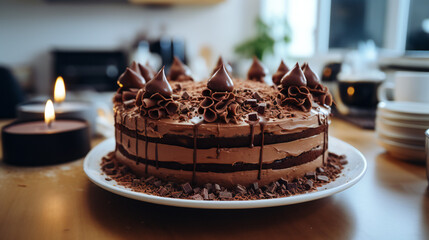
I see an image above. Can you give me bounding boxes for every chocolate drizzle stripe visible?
[155,143,159,169]
[117,144,325,173]
[192,125,198,184]
[257,123,265,180]
[135,117,139,165]
[144,118,148,174]
[115,123,327,149]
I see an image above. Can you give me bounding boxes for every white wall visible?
[0,0,259,93]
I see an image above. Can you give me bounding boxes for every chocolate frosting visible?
[272,60,289,85]
[247,57,268,82]
[117,68,146,90]
[168,57,193,81]
[212,56,233,75]
[280,63,307,88]
[207,64,234,92]
[302,63,320,88]
[145,67,173,98]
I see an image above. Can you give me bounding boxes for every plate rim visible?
[84,137,367,209]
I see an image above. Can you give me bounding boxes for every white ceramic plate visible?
[377,137,425,162]
[84,137,367,209]
[378,101,429,116]
[375,119,427,141]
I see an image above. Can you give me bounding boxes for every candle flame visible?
[54,76,66,103]
[44,99,55,127]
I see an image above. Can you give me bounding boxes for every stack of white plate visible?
[376,101,429,162]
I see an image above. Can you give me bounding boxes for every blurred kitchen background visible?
[1,0,429,131]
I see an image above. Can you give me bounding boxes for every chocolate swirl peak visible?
[247,56,268,82]
[272,60,289,85]
[145,67,173,98]
[207,64,234,92]
[136,71,179,120]
[130,61,154,83]
[117,67,146,90]
[212,56,233,75]
[302,63,320,88]
[168,57,193,81]
[280,63,307,88]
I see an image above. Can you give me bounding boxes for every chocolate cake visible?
[111,58,334,190]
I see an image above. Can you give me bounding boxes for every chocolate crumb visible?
[214,184,221,192]
[267,183,277,193]
[204,183,213,192]
[181,91,190,100]
[305,180,314,190]
[172,191,182,198]
[287,182,298,191]
[252,182,259,191]
[191,194,204,200]
[340,159,349,165]
[245,99,258,107]
[236,184,247,194]
[208,193,216,200]
[219,191,232,199]
[257,103,266,115]
[316,167,325,173]
[144,176,155,183]
[182,182,193,194]
[305,172,316,179]
[202,188,209,200]
[153,180,162,187]
[159,187,169,196]
[193,187,201,194]
[248,112,259,121]
[252,92,263,102]
[278,178,288,185]
[317,175,330,182]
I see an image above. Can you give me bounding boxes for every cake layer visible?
[118,132,325,164]
[116,122,326,149]
[116,150,326,187]
[115,107,329,139]
[117,144,324,172]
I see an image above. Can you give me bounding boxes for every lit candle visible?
[54,76,66,104]
[45,99,55,128]
[2,101,91,165]
[17,76,96,135]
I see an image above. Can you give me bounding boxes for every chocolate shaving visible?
[148,108,165,120]
[309,84,333,107]
[199,84,240,123]
[203,107,217,123]
[136,90,179,119]
[278,85,313,112]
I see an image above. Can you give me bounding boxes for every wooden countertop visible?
[0,119,428,240]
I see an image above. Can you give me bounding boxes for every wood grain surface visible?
[0,119,428,240]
